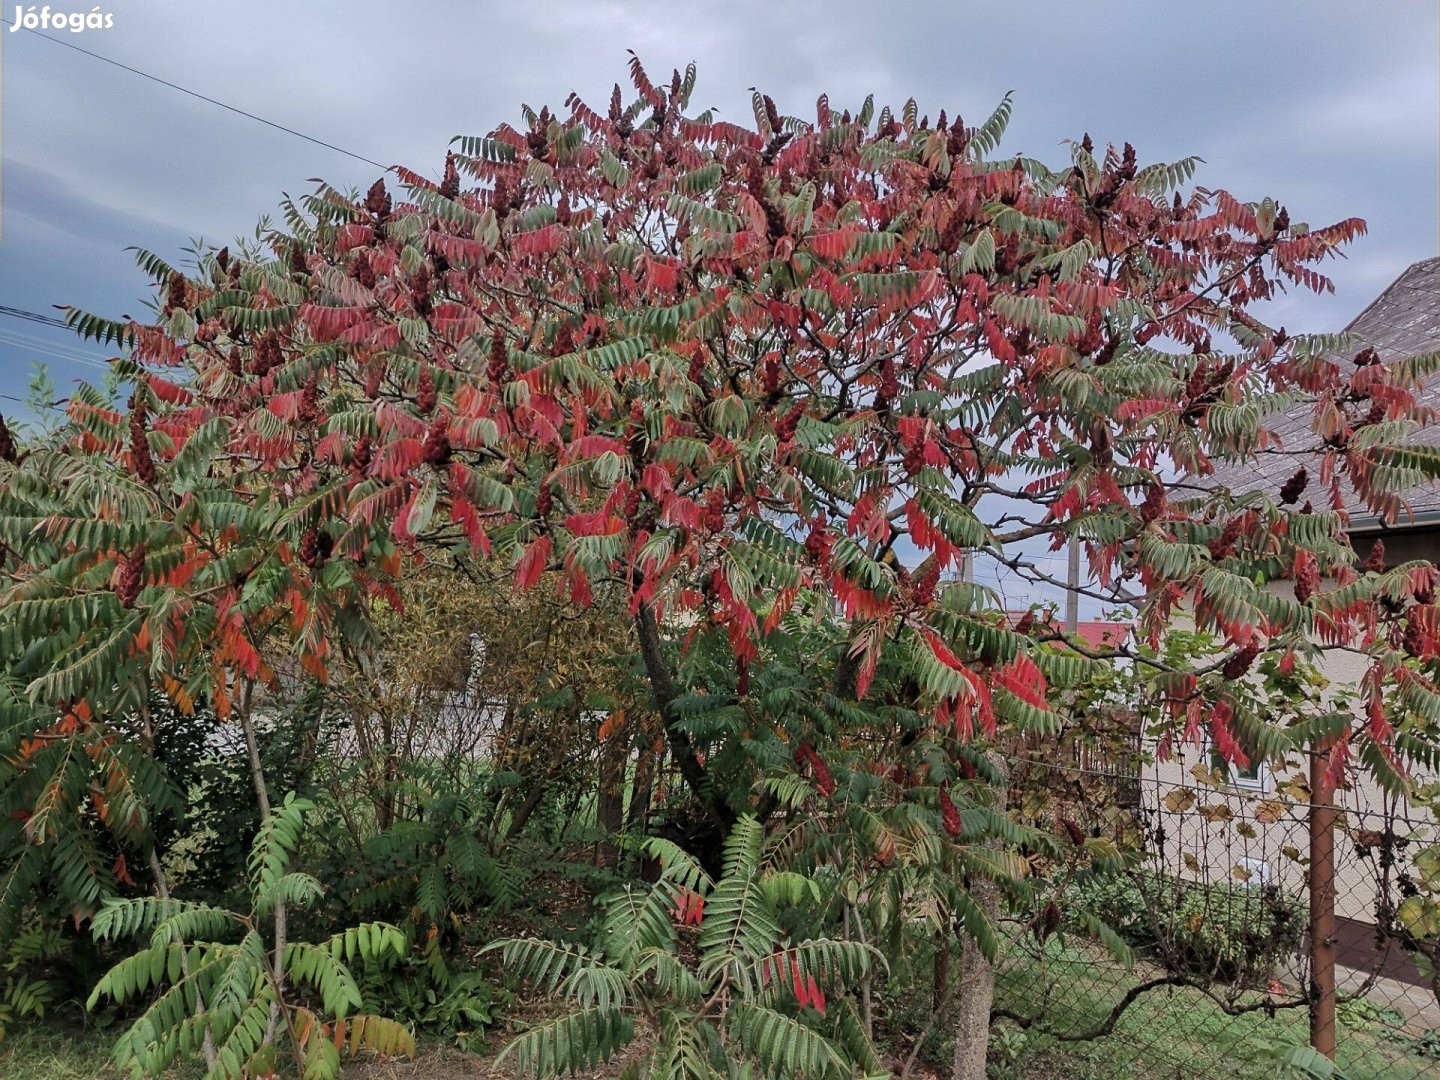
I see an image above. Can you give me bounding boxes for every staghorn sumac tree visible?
[4,57,1440,921]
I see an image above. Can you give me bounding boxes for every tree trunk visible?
[949,907,997,1080]
[138,691,218,1072]
[626,738,657,834]
[848,904,875,1039]
[633,603,734,831]
[950,754,1007,1080]
[933,931,950,1011]
[596,722,627,866]
[503,777,549,841]
[237,682,287,1045]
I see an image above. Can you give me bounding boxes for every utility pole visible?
[1309,744,1337,1059]
[1065,535,1080,632]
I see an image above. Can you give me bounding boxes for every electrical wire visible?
[0,304,70,329]
[0,331,111,371]
[0,21,391,394]
[0,391,67,414]
[0,323,111,360]
[0,325,112,366]
[0,17,387,170]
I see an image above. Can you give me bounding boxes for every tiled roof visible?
[1071,621,1130,649]
[1003,612,1129,650]
[1205,257,1440,526]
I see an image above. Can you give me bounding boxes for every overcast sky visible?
[0,0,1434,608]
[1,0,1436,409]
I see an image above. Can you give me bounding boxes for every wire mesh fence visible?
[993,747,1440,1078]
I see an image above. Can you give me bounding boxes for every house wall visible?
[1142,529,1439,926]
[1143,747,1404,924]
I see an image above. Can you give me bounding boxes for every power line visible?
[0,331,111,371]
[0,390,68,414]
[0,338,104,368]
[1,17,387,171]
[2,402,71,419]
[0,320,110,359]
[0,324,93,351]
[0,309,114,369]
[0,304,69,329]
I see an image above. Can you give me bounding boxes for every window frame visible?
[1204,737,1271,794]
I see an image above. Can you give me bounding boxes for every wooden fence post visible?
[1309,745,1337,1059]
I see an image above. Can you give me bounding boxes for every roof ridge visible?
[1343,256,1440,334]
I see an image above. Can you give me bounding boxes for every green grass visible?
[990,939,1438,1079]
[0,1021,216,1079]
[0,1024,122,1079]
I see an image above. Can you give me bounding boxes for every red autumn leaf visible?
[514,535,553,592]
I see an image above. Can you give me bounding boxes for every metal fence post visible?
[1309,745,1337,1059]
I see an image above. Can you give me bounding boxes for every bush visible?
[147,693,336,905]
[1063,869,1304,982]
[88,794,415,1080]
[1063,870,1169,950]
[1169,879,1304,980]
[355,935,506,1050]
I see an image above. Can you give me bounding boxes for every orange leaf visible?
[598,710,627,741]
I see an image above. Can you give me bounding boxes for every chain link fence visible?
[995,748,1440,1078]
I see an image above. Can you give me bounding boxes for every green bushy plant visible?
[1062,870,1167,949]
[1169,880,1304,980]
[0,924,61,1043]
[338,768,532,926]
[310,752,612,934]
[87,794,414,1079]
[355,931,505,1050]
[489,816,886,1080]
[1063,869,1303,981]
[301,753,613,1049]
[148,695,335,907]
[1409,1028,1440,1060]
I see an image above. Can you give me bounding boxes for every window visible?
[1235,856,1271,888]
[1207,742,1270,792]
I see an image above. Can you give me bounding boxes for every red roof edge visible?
[1002,611,1130,650]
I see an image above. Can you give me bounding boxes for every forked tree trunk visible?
[950,754,1007,1080]
[633,603,735,841]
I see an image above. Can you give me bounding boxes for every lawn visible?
[0,1024,137,1080]
[988,938,1440,1079]
[0,1025,492,1080]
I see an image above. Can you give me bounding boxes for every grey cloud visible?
[0,0,1435,397]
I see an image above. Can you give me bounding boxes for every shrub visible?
[124,693,335,908]
[489,817,885,1080]
[1167,879,1304,980]
[0,925,59,1043]
[355,933,506,1050]
[87,794,415,1079]
[1063,869,1304,982]
[1063,870,1169,950]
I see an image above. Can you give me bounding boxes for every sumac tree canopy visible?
[4,59,1440,881]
